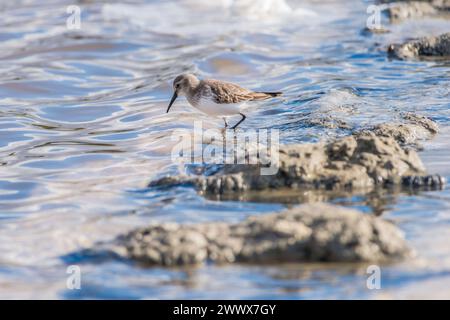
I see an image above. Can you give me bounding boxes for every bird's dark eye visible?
[176,83,180,89]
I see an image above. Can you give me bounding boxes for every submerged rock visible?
[114,203,411,266]
[388,32,450,59]
[306,116,353,130]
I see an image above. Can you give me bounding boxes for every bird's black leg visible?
[231,113,246,130]
[223,117,228,128]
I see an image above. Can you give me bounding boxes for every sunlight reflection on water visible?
[0,0,449,299]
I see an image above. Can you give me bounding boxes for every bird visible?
[166,74,282,129]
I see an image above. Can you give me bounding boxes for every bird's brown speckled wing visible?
[201,79,260,104]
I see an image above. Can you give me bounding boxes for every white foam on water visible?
[101,0,317,36]
[183,0,317,18]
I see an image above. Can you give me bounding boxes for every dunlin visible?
[166,74,282,129]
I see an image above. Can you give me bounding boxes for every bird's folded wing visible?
[204,79,255,104]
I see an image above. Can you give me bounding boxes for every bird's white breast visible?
[193,97,242,116]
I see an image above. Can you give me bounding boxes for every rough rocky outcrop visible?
[306,116,353,130]
[381,0,450,22]
[149,132,444,195]
[388,32,450,59]
[357,113,439,147]
[113,203,411,266]
[387,1,437,21]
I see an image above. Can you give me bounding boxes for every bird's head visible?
[166,73,199,113]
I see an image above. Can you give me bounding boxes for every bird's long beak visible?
[166,92,178,113]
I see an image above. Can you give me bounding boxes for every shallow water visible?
[0,0,450,299]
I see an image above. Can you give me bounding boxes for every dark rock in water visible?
[402,174,446,188]
[150,133,434,194]
[388,32,450,59]
[148,114,443,196]
[148,175,194,189]
[112,203,412,266]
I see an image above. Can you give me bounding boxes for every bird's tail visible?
[251,91,282,100]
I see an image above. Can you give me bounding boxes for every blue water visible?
[0,0,449,299]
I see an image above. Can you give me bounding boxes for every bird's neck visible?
[186,79,200,96]
[188,78,200,91]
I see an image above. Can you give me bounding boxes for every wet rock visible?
[150,132,443,194]
[388,32,450,59]
[402,174,446,187]
[149,113,443,195]
[363,123,430,146]
[357,113,439,147]
[387,1,438,21]
[114,203,412,266]
[361,27,391,36]
[381,0,450,22]
[402,112,439,134]
[306,117,353,130]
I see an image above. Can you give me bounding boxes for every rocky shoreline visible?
[88,2,448,268]
[102,113,444,267]
[149,113,444,195]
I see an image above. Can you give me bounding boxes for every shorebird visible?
[166,74,282,129]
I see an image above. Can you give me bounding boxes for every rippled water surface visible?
[1,0,450,299]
